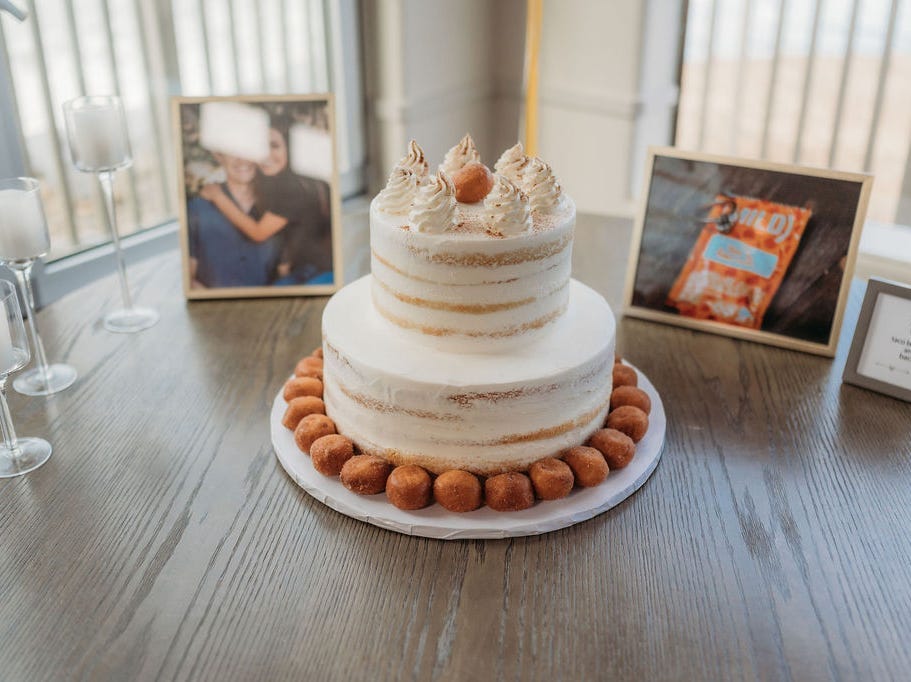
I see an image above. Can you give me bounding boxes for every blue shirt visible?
[188,188,281,288]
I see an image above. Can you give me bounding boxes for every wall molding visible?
[371,83,497,125]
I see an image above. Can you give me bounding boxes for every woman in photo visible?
[187,153,281,288]
[199,118,333,285]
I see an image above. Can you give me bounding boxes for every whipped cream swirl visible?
[409,172,457,233]
[493,142,529,185]
[376,166,418,215]
[485,175,530,236]
[522,156,562,212]
[440,133,481,176]
[398,139,429,183]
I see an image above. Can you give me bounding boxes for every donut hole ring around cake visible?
[271,348,665,527]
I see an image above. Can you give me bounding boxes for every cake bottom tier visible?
[321,276,616,475]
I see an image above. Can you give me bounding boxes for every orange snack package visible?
[666,195,812,329]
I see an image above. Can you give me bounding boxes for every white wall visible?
[363,0,682,216]
[363,0,525,192]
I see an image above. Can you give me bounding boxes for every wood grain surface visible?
[1,213,909,682]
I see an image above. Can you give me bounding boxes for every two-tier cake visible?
[319,136,617,476]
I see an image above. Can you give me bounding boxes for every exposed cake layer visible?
[322,275,615,475]
[369,197,576,353]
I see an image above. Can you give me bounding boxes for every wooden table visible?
[2,214,909,681]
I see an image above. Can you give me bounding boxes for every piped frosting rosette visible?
[494,142,530,185]
[485,175,531,236]
[522,157,563,213]
[376,166,418,215]
[398,140,429,183]
[440,133,481,177]
[409,171,457,233]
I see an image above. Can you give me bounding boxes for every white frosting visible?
[494,142,529,185]
[370,196,575,352]
[440,133,481,177]
[375,166,417,215]
[522,157,563,212]
[408,172,457,234]
[485,175,530,236]
[322,276,615,475]
[398,140,429,183]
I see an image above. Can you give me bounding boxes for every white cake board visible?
[271,364,665,540]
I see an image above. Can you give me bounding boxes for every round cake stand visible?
[271,364,666,540]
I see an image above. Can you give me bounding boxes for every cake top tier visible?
[374,136,572,238]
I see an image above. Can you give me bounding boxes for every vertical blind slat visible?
[133,0,172,212]
[280,0,291,91]
[226,0,242,92]
[792,0,823,163]
[828,0,860,167]
[25,0,79,245]
[696,0,718,151]
[862,0,900,172]
[759,0,787,158]
[100,0,142,227]
[197,0,215,93]
[730,0,752,155]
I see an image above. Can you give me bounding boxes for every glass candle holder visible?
[0,280,53,478]
[62,95,159,333]
[0,177,78,396]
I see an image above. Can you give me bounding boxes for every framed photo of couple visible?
[173,94,343,299]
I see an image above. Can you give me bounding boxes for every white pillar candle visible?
[0,311,15,372]
[67,104,131,171]
[0,188,51,260]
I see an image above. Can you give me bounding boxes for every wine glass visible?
[62,95,159,333]
[0,177,78,395]
[0,279,53,478]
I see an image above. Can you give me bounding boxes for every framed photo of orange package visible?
[173,94,343,300]
[623,147,873,357]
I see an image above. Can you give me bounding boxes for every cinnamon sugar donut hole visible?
[589,428,636,469]
[293,414,336,452]
[283,376,324,402]
[310,434,355,476]
[606,405,649,443]
[433,470,483,512]
[528,458,574,500]
[562,446,609,487]
[609,385,651,414]
[484,472,534,512]
[281,396,326,430]
[295,355,323,376]
[294,365,323,381]
[310,347,323,359]
[386,465,433,510]
[612,363,638,388]
[340,455,392,495]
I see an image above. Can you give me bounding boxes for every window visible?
[675,0,911,226]
[0,0,364,301]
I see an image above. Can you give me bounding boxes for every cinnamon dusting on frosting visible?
[398,139,429,182]
[372,293,568,338]
[522,157,563,212]
[405,231,572,267]
[376,166,417,215]
[409,172,457,234]
[494,142,530,184]
[373,273,540,313]
[440,133,481,177]
[485,175,531,236]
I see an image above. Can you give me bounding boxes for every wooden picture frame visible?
[172,94,343,300]
[842,278,911,402]
[623,147,873,356]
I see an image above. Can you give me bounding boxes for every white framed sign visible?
[843,278,911,402]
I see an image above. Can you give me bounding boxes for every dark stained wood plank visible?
[0,213,908,681]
